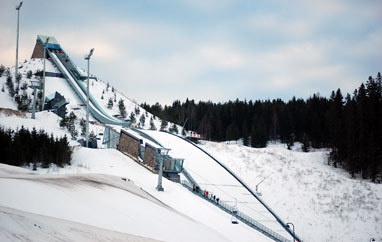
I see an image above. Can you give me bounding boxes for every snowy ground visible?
[0,58,182,133]
[200,141,382,242]
[1,57,381,242]
[0,148,271,242]
[0,206,161,242]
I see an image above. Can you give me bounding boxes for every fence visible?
[181,180,291,242]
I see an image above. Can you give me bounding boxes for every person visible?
[65,56,69,62]
[193,184,196,192]
[213,195,216,201]
[217,197,219,204]
[196,186,200,193]
[206,191,208,197]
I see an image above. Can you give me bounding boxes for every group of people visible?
[192,184,220,205]
[52,49,69,62]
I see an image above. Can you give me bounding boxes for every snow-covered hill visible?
[201,141,382,242]
[0,58,181,134]
[1,58,381,242]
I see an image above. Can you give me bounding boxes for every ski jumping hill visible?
[0,35,381,242]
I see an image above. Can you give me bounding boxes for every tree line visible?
[0,126,72,169]
[141,73,382,182]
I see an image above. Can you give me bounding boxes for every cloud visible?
[248,14,312,39]
[0,0,380,105]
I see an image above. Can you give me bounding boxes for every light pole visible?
[41,37,50,111]
[30,80,40,119]
[286,222,295,242]
[156,148,170,191]
[255,177,266,196]
[15,2,23,85]
[84,48,94,148]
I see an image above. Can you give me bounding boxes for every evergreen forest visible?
[0,126,72,169]
[142,73,382,182]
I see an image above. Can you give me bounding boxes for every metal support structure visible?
[15,2,23,86]
[84,48,94,147]
[157,157,164,191]
[41,37,50,111]
[286,223,295,242]
[255,177,266,196]
[30,80,40,119]
[156,148,170,191]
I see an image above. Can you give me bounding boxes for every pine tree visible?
[250,117,267,148]
[135,107,140,115]
[0,64,5,77]
[160,119,168,130]
[6,75,15,97]
[16,73,22,85]
[27,70,32,79]
[149,117,156,130]
[17,93,30,111]
[59,116,68,128]
[242,121,249,146]
[107,98,113,109]
[67,112,78,140]
[169,123,179,133]
[68,123,78,140]
[80,118,86,136]
[301,133,310,152]
[89,131,96,143]
[139,114,145,126]
[21,81,28,91]
[129,112,136,123]
[118,99,126,118]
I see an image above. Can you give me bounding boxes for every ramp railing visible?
[181,180,291,242]
[161,130,303,242]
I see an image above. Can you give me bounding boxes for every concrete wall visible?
[143,144,157,171]
[117,131,141,159]
[31,41,44,59]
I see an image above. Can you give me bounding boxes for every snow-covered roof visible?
[37,35,59,45]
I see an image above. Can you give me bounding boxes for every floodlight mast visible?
[156,148,170,191]
[15,2,23,87]
[41,37,50,111]
[85,48,94,148]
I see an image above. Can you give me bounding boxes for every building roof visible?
[37,35,59,45]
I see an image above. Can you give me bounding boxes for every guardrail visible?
[181,180,290,242]
[181,168,200,189]
[48,50,131,128]
[161,130,303,242]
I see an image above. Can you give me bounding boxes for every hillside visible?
[201,141,382,242]
[0,58,181,134]
[0,57,381,242]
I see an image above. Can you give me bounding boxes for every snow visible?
[200,141,382,242]
[0,150,269,242]
[1,56,381,242]
[140,130,293,239]
[0,206,161,242]
[0,93,17,110]
[1,57,182,134]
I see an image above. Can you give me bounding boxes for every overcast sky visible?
[0,0,381,105]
